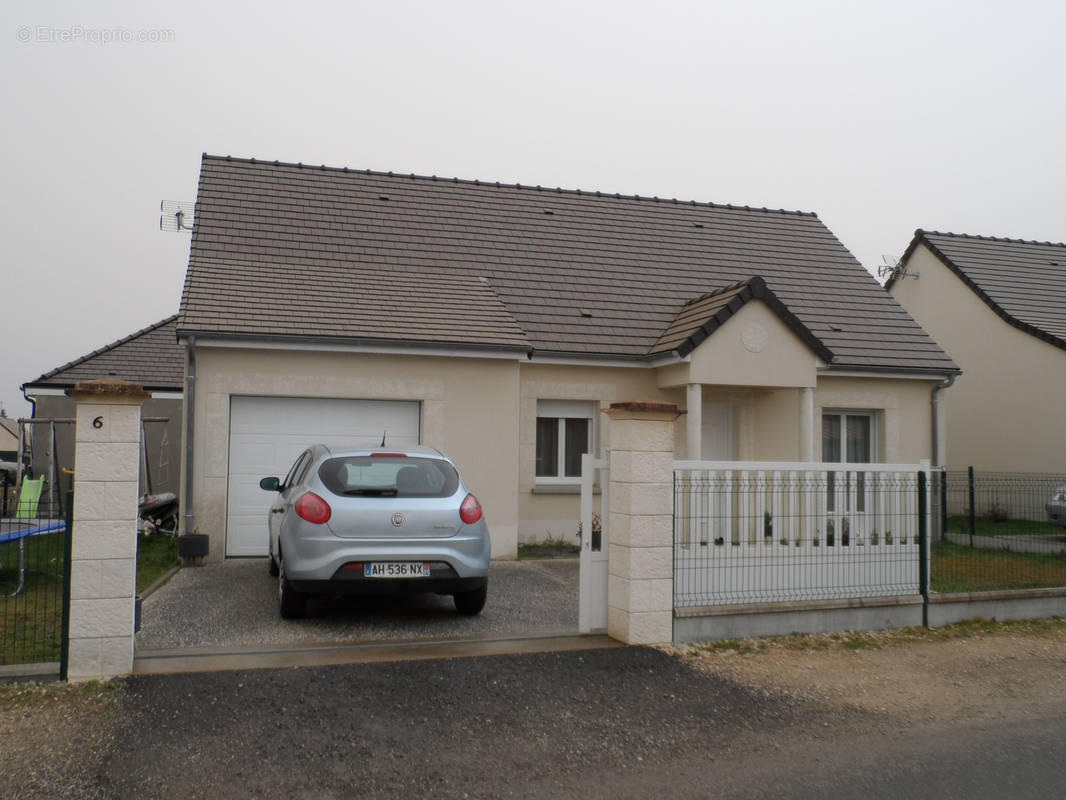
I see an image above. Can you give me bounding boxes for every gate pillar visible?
[65,379,148,680]
[604,400,681,644]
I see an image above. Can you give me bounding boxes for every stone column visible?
[65,379,149,680]
[799,386,815,461]
[685,383,702,460]
[605,400,681,645]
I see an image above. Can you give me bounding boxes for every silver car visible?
[1047,486,1066,529]
[260,445,490,619]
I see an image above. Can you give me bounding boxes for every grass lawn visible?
[1,531,178,665]
[932,540,1066,592]
[944,515,1062,537]
[136,534,178,593]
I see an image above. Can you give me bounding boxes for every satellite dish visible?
[159,200,195,232]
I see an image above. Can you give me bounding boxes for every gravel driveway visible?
[137,558,578,650]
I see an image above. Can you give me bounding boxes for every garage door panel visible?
[226,397,420,556]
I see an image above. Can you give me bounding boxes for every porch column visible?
[799,387,815,461]
[685,383,702,460]
[65,378,148,681]
[605,400,681,645]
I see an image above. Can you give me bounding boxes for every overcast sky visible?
[3,0,1064,418]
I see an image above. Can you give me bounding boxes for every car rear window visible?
[318,456,460,498]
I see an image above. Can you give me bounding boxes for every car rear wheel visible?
[278,560,307,619]
[453,583,487,615]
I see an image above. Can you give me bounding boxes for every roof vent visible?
[693,222,705,228]
[378,195,390,201]
[829,324,844,332]
[579,308,593,318]
[543,209,554,215]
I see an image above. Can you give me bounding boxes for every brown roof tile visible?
[178,156,956,372]
[898,230,1066,351]
[23,316,184,391]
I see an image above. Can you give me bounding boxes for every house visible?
[0,415,18,458]
[178,154,958,560]
[887,230,1066,474]
[21,315,185,496]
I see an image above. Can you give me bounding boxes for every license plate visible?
[363,561,431,578]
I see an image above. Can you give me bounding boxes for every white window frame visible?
[821,411,877,465]
[535,400,596,484]
[822,410,877,514]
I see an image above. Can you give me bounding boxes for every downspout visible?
[930,373,957,468]
[183,336,196,534]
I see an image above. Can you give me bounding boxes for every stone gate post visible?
[604,400,681,644]
[65,378,148,680]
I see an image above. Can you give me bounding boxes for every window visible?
[822,412,875,512]
[535,400,595,481]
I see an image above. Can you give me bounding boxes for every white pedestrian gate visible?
[578,454,609,632]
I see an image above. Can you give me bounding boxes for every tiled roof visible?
[23,315,185,391]
[178,155,957,372]
[898,230,1066,351]
[653,277,834,361]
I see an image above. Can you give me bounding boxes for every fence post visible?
[939,469,947,543]
[603,400,681,645]
[65,378,149,681]
[968,466,976,547]
[918,470,929,627]
[59,489,74,681]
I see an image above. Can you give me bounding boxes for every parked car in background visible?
[1047,486,1066,529]
[260,445,490,619]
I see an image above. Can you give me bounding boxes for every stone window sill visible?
[531,484,601,495]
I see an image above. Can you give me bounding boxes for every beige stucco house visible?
[887,230,1066,474]
[178,155,957,561]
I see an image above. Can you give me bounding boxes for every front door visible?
[701,402,733,461]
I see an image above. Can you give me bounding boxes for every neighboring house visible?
[21,315,185,496]
[178,154,957,560]
[0,415,18,457]
[887,230,1066,474]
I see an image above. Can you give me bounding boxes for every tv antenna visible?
[159,200,195,232]
[877,254,917,283]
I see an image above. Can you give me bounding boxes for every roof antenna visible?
[380,430,387,447]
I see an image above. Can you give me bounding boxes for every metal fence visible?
[1,489,72,668]
[674,461,927,607]
[1,418,73,670]
[934,468,1066,593]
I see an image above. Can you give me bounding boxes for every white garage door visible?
[226,396,420,556]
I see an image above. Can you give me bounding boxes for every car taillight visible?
[295,491,331,524]
[459,493,482,524]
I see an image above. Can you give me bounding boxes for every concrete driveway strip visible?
[137,558,579,651]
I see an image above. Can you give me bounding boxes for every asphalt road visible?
[37,645,1065,799]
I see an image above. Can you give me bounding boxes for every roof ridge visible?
[29,314,179,384]
[919,229,1066,249]
[682,276,766,307]
[201,153,819,218]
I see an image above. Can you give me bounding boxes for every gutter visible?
[183,336,196,534]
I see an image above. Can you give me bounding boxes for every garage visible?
[225,396,420,556]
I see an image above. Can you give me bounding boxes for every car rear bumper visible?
[280,524,491,582]
[289,574,487,596]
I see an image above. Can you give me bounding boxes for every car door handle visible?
[271,509,285,514]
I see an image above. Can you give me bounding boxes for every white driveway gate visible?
[673,460,930,607]
[578,454,609,632]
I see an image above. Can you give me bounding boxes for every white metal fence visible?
[673,460,930,607]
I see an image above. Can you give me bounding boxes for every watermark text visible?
[16,25,176,44]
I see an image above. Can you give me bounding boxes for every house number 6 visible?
[93,416,104,429]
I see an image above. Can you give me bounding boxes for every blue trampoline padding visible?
[0,519,67,545]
